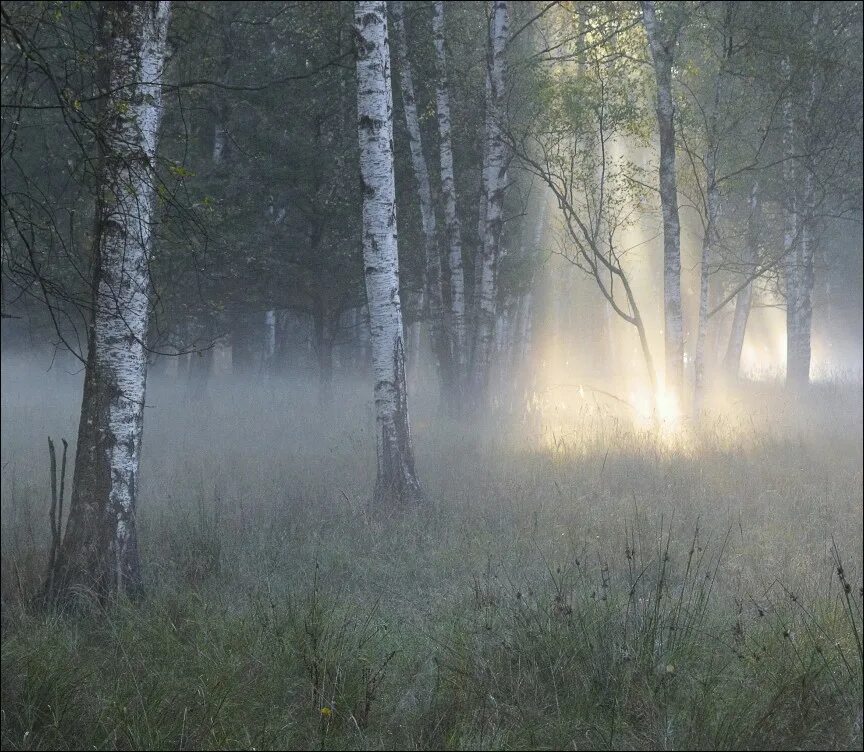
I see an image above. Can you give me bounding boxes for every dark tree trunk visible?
[185,346,213,402]
[313,300,335,408]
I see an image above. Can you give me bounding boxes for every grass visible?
[1,354,862,750]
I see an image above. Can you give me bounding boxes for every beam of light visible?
[739,303,786,380]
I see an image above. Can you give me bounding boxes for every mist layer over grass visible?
[1,353,862,750]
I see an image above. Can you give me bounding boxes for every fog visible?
[2,1,862,749]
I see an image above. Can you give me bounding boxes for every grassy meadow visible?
[1,354,862,750]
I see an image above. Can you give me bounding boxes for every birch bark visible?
[641,0,684,397]
[471,1,509,399]
[432,1,467,390]
[51,1,171,601]
[355,0,423,506]
[391,1,450,390]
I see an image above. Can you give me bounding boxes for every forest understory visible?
[2,358,861,751]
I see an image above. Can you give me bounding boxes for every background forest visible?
[1,1,862,750]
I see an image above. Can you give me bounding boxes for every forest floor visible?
[1,356,862,751]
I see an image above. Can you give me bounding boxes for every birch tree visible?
[692,6,730,414]
[391,1,451,391]
[641,0,684,398]
[432,0,467,395]
[780,39,802,390]
[355,0,424,507]
[512,21,661,403]
[49,1,172,601]
[471,0,509,399]
[786,6,823,390]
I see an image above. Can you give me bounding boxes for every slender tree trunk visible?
[359,303,372,374]
[693,180,719,413]
[49,1,171,602]
[794,174,815,387]
[693,52,724,414]
[263,309,276,373]
[788,47,819,389]
[408,317,422,387]
[471,1,509,400]
[517,291,534,368]
[313,300,334,407]
[705,276,725,372]
[186,347,213,399]
[391,1,450,394]
[186,313,213,403]
[432,0,467,394]
[516,290,537,412]
[274,310,292,374]
[355,0,423,507]
[186,63,231,404]
[473,64,492,315]
[781,51,803,390]
[211,16,232,167]
[642,0,684,397]
[724,181,759,378]
[230,313,259,376]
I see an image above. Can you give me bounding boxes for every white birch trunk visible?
[642,0,684,397]
[391,1,450,390]
[355,0,423,506]
[433,0,467,389]
[53,1,171,600]
[471,1,509,398]
[474,64,492,310]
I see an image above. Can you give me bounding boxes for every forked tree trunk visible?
[642,0,684,398]
[471,1,509,399]
[724,181,759,378]
[355,0,423,507]
[391,1,451,393]
[432,0,467,394]
[49,1,171,602]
